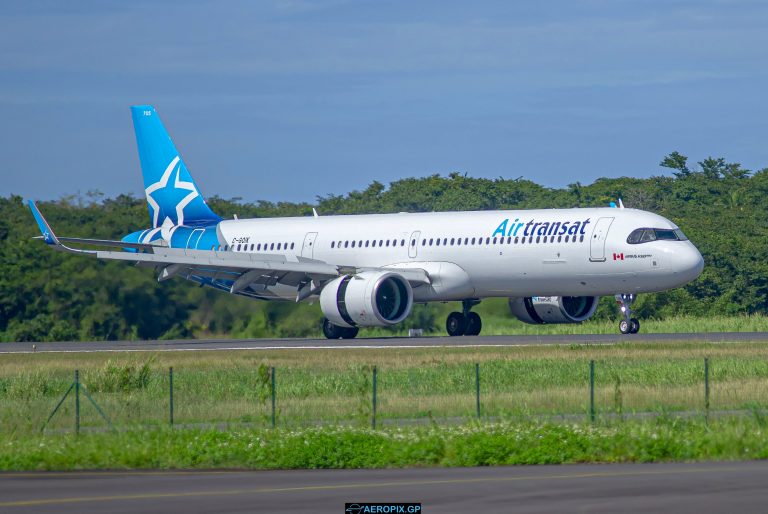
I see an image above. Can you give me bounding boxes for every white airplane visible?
[29,105,704,338]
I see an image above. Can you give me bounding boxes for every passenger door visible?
[301,232,318,258]
[408,230,421,258]
[589,217,614,262]
[187,228,205,249]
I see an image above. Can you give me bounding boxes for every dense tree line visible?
[2,152,766,341]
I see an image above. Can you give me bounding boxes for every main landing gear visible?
[446,299,482,337]
[322,318,359,339]
[616,294,640,334]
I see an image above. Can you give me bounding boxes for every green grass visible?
[3,417,768,471]
[3,342,768,433]
[356,310,768,338]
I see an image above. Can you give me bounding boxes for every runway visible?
[1,461,767,513]
[1,332,768,353]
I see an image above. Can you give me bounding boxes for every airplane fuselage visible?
[139,207,703,303]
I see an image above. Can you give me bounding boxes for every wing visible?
[28,201,430,301]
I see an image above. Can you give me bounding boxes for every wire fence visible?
[1,357,766,434]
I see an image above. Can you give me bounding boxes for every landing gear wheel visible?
[465,312,482,336]
[322,318,351,340]
[619,319,631,335]
[446,312,467,336]
[616,293,638,335]
[340,326,359,339]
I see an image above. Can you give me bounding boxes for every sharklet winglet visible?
[28,201,60,245]
[28,201,97,255]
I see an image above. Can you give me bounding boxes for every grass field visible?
[2,341,768,434]
[4,417,768,470]
[350,309,768,338]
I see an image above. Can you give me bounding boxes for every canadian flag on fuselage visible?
[613,253,625,261]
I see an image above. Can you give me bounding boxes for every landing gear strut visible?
[322,318,359,339]
[446,299,482,337]
[616,294,640,334]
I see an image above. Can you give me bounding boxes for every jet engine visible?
[508,296,598,324]
[320,271,413,328]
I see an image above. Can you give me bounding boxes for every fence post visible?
[372,366,378,430]
[75,369,80,435]
[475,363,481,419]
[169,367,174,427]
[589,360,595,423]
[704,357,710,422]
[271,366,276,429]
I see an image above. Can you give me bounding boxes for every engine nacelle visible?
[320,271,413,328]
[508,296,598,324]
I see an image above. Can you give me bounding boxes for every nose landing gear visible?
[616,294,640,334]
[446,299,482,336]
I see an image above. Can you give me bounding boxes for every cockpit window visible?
[627,228,688,244]
[655,229,677,241]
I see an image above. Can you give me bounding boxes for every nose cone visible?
[675,243,704,284]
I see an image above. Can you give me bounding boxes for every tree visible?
[660,151,690,177]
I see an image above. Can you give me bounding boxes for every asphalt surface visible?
[2,462,767,513]
[1,332,768,353]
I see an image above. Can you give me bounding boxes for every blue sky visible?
[1,0,767,204]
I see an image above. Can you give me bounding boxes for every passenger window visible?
[471,237,476,245]
[366,241,370,247]
[580,235,584,242]
[269,243,274,250]
[379,240,384,246]
[344,241,349,248]
[485,237,490,245]
[372,240,377,247]
[401,239,405,246]
[514,237,519,244]
[536,236,540,243]
[351,241,356,248]
[411,239,416,246]
[557,236,562,243]
[386,240,390,247]
[457,238,462,246]
[422,239,427,246]
[331,242,335,248]
[429,238,434,246]
[291,242,295,250]
[278,243,282,250]
[450,238,455,245]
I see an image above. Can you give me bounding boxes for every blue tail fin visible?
[131,105,221,228]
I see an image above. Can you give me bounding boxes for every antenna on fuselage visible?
[312,208,319,218]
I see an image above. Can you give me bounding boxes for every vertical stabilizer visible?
[131,105,221,228]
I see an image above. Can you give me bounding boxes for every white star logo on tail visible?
[144,156,199,228]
